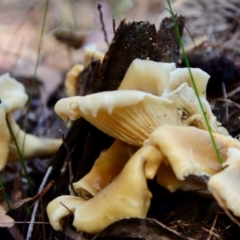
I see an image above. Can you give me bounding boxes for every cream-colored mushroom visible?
[162,67,209,98]
[119,59,209,99]
[55,83,226,146]
[0,73,62,170]
[83,45,104,66]
[0,73,28,169]
[55,59,227,146]
[52,57,240,227]
[208,148,240,217]
[145,125,240,181]
[7,114,62,162]
[65,64,84,97]
[47,144,162,234]
[65,46,104,97]
[147,125,240,212]
[118,59,176,96]
[72,140,137,199]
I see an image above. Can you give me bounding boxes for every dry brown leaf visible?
[0,181,54,211]
[0,204,15,228]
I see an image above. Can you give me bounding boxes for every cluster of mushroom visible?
[47,59,240,234]
[0,73,62,170]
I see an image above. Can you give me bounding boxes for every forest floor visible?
[0,0,240,239]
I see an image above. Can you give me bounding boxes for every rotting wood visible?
[154,16,185,63]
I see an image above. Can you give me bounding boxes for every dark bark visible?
[89,20,157,93]
[154,16,185,63]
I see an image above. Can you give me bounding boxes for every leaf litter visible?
[0,1,240,240]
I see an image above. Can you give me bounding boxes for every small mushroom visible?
[83,45,104,66]
[65,64,84,97]
[7,114,62,162]
[72,140,137,199]
[47,144,162,234]
[0,73,62,170]
[65,47,104,98]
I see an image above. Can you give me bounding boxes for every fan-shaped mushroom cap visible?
[0,73,28,169]
[208,148,240,217]
[54,90,179,145]
[55,59,228,145]
[73,140,137,199]
[145,125,240,181]
[55,82,226,146]
[118,59,176,96]
[0,73,28,112]
[47,145,162,233]
[163,67,209,98]
[0,73,62,170]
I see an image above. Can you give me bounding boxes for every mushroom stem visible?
[7,114,62,162]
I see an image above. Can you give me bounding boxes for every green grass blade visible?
[11,0,49,194]
[6,117,34,194]
[30,0,49,104]
[166,0,223,165]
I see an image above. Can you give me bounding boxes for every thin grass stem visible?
[166,0,223,165]
[13,0,49,194]
[5,117,34,194]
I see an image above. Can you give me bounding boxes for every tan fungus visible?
[72,140,137,199]
[0,73,62,170]
[47,145,162,234]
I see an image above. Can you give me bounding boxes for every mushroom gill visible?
[55,59,227,147]
[55,83,225,147]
